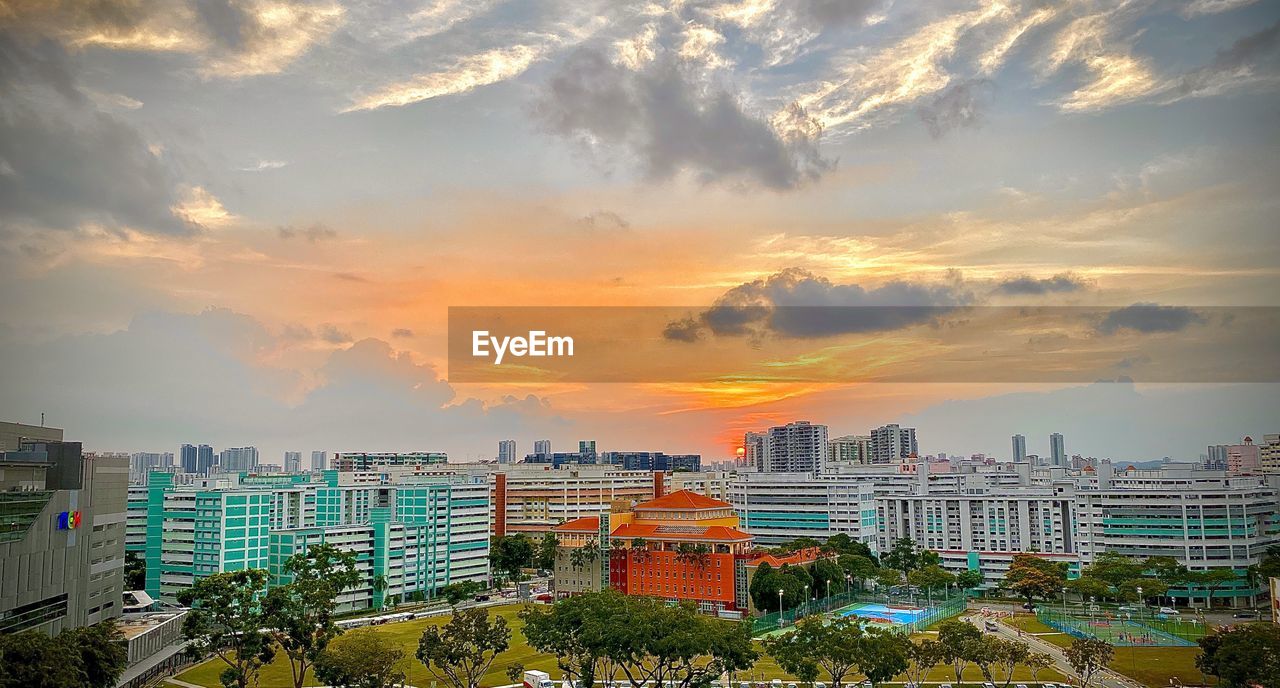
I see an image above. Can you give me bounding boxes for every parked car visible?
[1117,605,1137,613]
[1232,611,1258,619]
[940,683,953,688]
[1159,607,1180,615]
[983,682,997,688]
[1017,683,1029,688]
[985,621,1000,631]
[1022,602,1036,611]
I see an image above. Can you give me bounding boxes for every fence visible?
[1035,606,1206,647]
[751,588,966,637]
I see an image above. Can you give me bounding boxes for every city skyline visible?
[1,1,1278,463]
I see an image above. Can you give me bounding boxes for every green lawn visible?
[172,605,1069,688]
[1107,646,1204,688]
[1006,615,1072,648]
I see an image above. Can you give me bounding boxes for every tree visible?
[418,607,511,688]
[838,554,878,590]
[966,635,1005,685]
[1067,575,1110,601]
[570,539,602,572]
[1064,637,1113,688]
[1146,556,1190,587]
[523,590,756,688]
[1118,577,1167,604]
[936,619,982,685]
[856,628,909,688]
[1002,554,1066,608]
[440,580,486,606]
[882,538,920,574]
[907,565,955,600]
[993,638,1030,688]
[179,569,277,688]
[59,622,130,688]
[955,569,985,597]
[1192,568,1238,608]
[372,574,389,609]
[782,536,823,553]
[1026,652,1054,686]
[1082,552,1144,598]
[0,630,84,688]
[810,557,844,598]
[1197,623,1280,688]
[263,543,362,688]
[902,639,943,687]
[536,532,559,571]
[490,534,535,584]
[124,551,146,590]
[765,615,865,688]
[874,567,903,591]
[314,631,408,688]
[750,562,779,612]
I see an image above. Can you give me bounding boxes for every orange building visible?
[605,490,754,615]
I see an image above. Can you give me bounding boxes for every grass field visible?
[172,605,1068,688]
[1107,646,1205,688]
[1007,614,1072,648]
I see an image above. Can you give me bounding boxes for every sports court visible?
[837,602,929,627]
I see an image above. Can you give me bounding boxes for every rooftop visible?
[633,489,731,511]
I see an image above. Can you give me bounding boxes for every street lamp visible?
[778,589,784,629]
[826,579,831,611]
[1062,586,1068,619]
[804,584,809,617]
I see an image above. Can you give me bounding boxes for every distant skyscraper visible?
[310,450,327,471]
[498,440,516,464]
[869,424,918,463]
[180,443,198,473]
[1226,437,1260,474]
[577,440,597,464]
[284,451,302,472]
[1012,434,1027,462]
[1049,433,1065,467]
[1205,444,1229,470]
[130,452,173,474]
[829,435,871,464]
[197,444,215,475]
[1261,434,1280,474]
[218,446,259,472]
[533,439,551,455]
[762,421,828,474]
[743,432,766,471]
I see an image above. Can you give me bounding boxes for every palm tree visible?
[372,574,389,610]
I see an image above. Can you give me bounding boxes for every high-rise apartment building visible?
[311,450,327,471]
[1261,434,1280,474]
[129,452,174,475]
[600,451,701,472]
[332,452,447,471]
[533,439,552,455]
[283,451,302,473]
[729,472,877,547]
[180,444,198,473]
[490,466,659,537]
[869,424,917,463]
[743,432,766,471]
[0,438,127,634]
[1012,434,1027,462]
[1049,433,1066,467]
[218,446,259,472]
[498,440,516,464]
[1225,437,1260,474]
[577,440,597,464]
[143,471,488,612]
[761,421,828,473]
[829,435,871,464]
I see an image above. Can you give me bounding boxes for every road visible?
[974,614,1142,688]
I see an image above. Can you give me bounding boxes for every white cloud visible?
[342,44,546,111]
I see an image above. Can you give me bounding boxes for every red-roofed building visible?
[552,489,758,615]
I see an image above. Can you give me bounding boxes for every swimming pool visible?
[839,602,927,626]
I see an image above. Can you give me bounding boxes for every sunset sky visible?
[1,0,1277,463]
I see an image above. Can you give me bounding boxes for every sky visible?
[0,0,1278,464]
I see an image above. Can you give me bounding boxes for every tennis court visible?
[838,602,929,626]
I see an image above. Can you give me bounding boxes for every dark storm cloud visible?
[277,223,338,241]
[995,273,1089,295]
[535,48,832,190]
[1096,303,1206,335]
[664,268,971,341]
[0,32,194,236]
[918,79,992,139]
[1177,20,1280,97]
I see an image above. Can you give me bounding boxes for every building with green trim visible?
[143,470,488,611]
